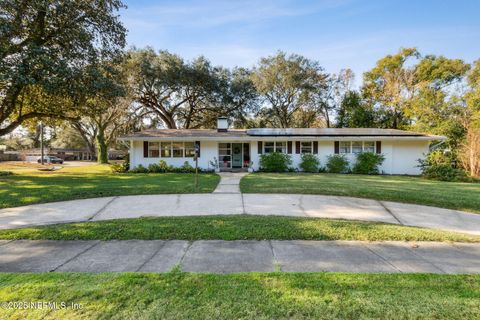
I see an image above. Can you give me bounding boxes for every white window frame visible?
[275,141,287,153]
[219,143,232,168]
[300,141,313,154]
[161,142,172,158]
[264,141,287,154]
[148,142,160,158]
[264,142,275,153]
[172,142,184,158]
[363,141,375,153]
[339,141,351,154]
[339,141,376,154]
[352,141,363,154]
[184,142,195,158]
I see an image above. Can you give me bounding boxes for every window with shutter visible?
[376,141,382,154]
[143,141,148,158]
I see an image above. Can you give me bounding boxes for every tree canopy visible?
[0,0,126,136]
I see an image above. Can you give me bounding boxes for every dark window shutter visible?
[143,141,149,158]
[257,141,263,154]
[313,141,318,154]
[287,141,292,154]
[334,141,339,154]
[295,141,300,154]
[376,141,382,154]
[195,141,200,157]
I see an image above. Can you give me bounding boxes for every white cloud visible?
[123,0,353,29]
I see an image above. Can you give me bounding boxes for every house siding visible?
[129,138,430,175]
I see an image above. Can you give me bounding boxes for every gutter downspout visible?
[429,140,446,151]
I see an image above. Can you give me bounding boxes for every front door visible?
[232,143,243,168]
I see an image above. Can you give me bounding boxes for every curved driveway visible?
[1,193,479,235]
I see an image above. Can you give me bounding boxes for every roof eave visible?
[118,135,447,141]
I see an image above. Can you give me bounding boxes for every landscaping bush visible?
[259,152,292,172]
[422,164,469,181]
[130,164,148,173]
[127,160,212,174]
[110,154,130,173]
[352,152,385,175]
[326,155,349,173]
[419,150,471,182]
[0,171,13,176]
[299,153,320,173]
[147,163,162,173]
[158,160,169,172]
[179,161,195,173]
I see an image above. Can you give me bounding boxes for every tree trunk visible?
[96,130,108,164]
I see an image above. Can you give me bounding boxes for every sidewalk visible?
[0,240,479,274]
[213,172,248,193]
[1,193,480,235]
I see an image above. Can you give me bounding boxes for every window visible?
[275,142,286,153]
[352,141,362,154]
[264,142,275,153]
[148,142,159,157]
[339,141,376,154]
[161,142,171,157]
[172,142,184,157]
[219,143,231,168]
[364,141,375,153]
[300,142,312,154]
[339,141,351,154]
[184,142,195,157]
[264,141,286,153]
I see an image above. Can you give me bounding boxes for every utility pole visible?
[194,142,199,192]
[40,121,44,165]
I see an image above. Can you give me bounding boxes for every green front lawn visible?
[241,173,480,213]
[1,215,478,242]
[1,272,479,319]
[0,165,219,208]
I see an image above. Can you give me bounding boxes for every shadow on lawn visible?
[0,272,478,319]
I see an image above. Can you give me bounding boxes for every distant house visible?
[0,146,19,161]
[18,148,126,162]
[119,117,446,175]
[19,148,94,161]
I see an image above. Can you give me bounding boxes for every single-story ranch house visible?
[120,117,446,175]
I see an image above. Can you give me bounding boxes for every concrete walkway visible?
[213,172,248,193]
[0,240,479,274]
[1,194,480,235]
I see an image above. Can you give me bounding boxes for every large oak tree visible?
[251,51,326,128]
[0,0,126,136]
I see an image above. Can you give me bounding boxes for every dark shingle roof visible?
[119,128,445,140]
[122,129,247,138]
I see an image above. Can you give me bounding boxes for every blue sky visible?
[121,0,480,86]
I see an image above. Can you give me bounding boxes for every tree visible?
[310,69,354,127]
[50,126,86,149]
[363,48,470,132]
[336,91,376,128]
[128,49,199,129]
[362,48,419,129]
[407,55,470,146]
[129,49,257,129]
[71,97,131,163]
[251,51,326,128]
[225,68,260,128]
[459,60,480,177]
[0,0,126,136]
